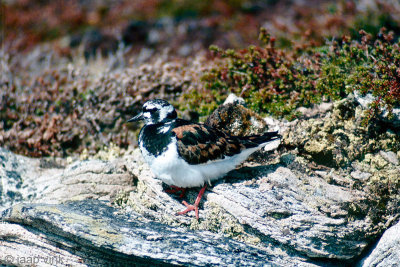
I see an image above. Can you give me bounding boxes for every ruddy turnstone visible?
[128,99,280,219]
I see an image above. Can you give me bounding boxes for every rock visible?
[223,93,246,106]
[297,102,333,118]
[354,91,375,110]
[41,159,137,203]
[363,153,388,170]
[280,153,296,166]
[283,95,400,168]
[0,222,87,267]
[359,221,400,267]
[0,144,398,265]
[208,166,370,260]
[205,102,267,136]
[333,95,357,120]
[264,116,282,132]
[0,200,307,266]
[379,151,399,166]
[0,148,136,210]
[0,148,62,209]
[121,150,379,261]
[351,170,372,181]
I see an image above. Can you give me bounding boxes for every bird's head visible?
[128,99,177,125]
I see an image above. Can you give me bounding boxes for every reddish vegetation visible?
[4,0,375,53]
[1,0,400,157]
[192,28,400,123]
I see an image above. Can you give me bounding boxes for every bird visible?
[128,99,280,219]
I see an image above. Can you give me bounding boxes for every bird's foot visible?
[176,185,207,220]
[177,201,199,219]
[165,185,187,198]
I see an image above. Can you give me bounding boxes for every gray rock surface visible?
[0,147,136,210]
[350,170,372,181]
[208,166,369,260]
[1,102,399,267]
[41,159,136,203]
[359,221,400,267]
[0,147,62,209]
[296,102,333,118]
[1,200,282,266]
[379,151,399,166]
[123,148,375,259]
[1,146,396,266]
[223,93,246,106]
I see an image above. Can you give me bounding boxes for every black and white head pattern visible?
[142,99,177,125]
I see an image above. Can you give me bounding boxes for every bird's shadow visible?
[215,163,282,187]
[163,163,282,203]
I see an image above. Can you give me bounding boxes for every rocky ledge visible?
[1,97,399,266]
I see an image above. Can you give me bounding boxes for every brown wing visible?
[172,122,247,165]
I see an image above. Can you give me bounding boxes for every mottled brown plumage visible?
[172,122,264,165]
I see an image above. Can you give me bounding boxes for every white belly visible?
[140,138,263,188]
[141,139,205,187]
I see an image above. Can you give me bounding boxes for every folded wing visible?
[172,119,279,165]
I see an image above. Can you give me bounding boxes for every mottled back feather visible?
[171,119,279,165]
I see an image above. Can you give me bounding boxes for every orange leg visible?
[177,185,207,220]
[165,185,187,198]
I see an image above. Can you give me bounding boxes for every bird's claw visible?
[177,201,199,219]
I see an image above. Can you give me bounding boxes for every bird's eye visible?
[143,107,156,113]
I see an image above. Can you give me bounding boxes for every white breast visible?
[140,137,265,188]
[140,138,205,187]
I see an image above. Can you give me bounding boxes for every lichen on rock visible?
[283,96,400,168]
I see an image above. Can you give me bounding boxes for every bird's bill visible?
[127,112,144,122]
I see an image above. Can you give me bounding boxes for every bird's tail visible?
[238,131,281,148]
